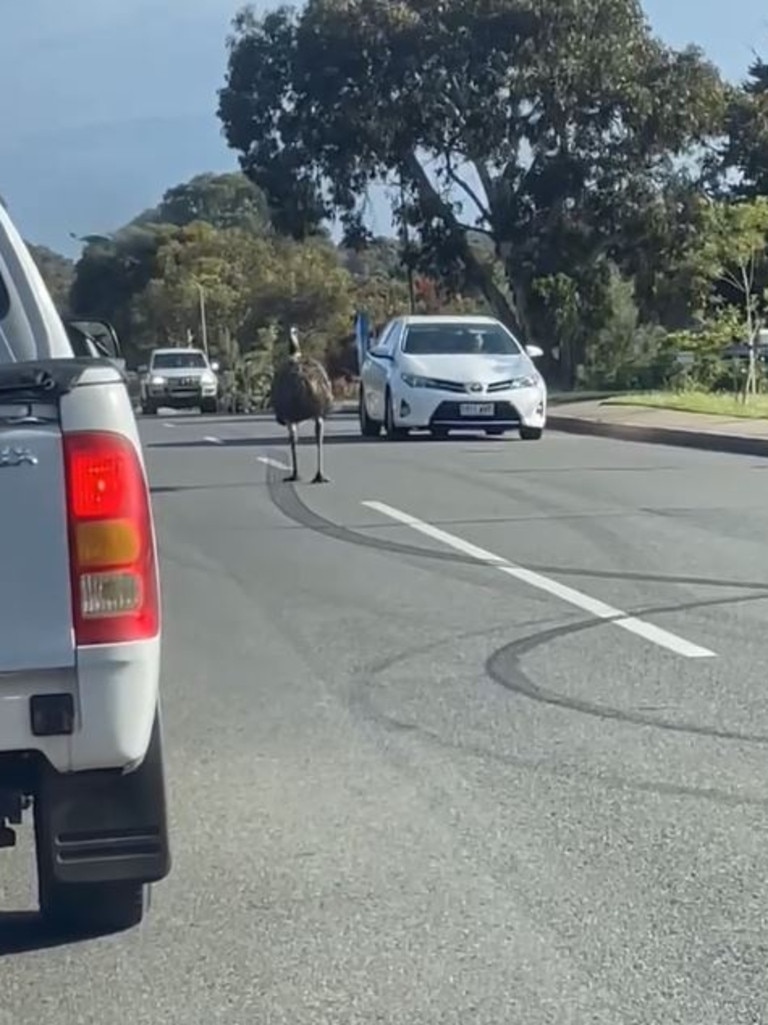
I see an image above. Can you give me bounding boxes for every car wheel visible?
[201,398,218,415]
[141,402,157,416]
[359,388,382,437]
[385,390,408,439]
[519,426,543,441]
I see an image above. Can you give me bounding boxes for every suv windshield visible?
[402,323,522,356]
[152,352,207,369]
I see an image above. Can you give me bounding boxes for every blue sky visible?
[1,0,765,256]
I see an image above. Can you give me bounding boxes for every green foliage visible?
[70,218,357,370]
[718,59,768,199]
[218,0,726,347]
[51,19,768,399]
[133,172,271,235]
[26,243,75,315]
[664,306,746,392]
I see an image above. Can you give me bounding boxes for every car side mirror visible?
[369,348,392,360]
[525,344,544,359]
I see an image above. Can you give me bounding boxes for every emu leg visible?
[285,423,300,481]
[311,417,330,483]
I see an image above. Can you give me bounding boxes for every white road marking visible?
[258,456,291,471]
[362,500,716,659]
[162,422,176,428]
[203,435,223,444]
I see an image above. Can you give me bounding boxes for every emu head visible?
[288,325,301,357]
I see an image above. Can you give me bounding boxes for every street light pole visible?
[196,283,209,357]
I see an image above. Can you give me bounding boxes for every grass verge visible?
[603,391,768,419]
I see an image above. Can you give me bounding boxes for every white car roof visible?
[151,347,206,356]
[399,315,500,326]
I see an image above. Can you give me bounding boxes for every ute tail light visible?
[63,431,159,645]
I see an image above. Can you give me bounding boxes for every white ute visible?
[0,203,170,933]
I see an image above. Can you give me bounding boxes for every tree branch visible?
[402,151,526,336]
[443,152,492,224]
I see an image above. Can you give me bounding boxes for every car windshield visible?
[152,352,207,369]
[402,323,522,356]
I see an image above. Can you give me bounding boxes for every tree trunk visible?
[402,152,528,339]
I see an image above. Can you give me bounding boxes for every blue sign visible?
[354,311,370,372]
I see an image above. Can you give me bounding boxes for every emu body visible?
[271,327,333,482]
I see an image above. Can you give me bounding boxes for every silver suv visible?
[140,347,219,415]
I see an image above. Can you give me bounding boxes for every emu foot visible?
[311,472,330,484]
[284,472,300,482]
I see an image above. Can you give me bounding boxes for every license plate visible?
[459,403,494,416]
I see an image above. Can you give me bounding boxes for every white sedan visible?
[359,314,546,440]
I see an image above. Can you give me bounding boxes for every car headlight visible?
[401,372,441,389]
[150,375,166,386]
[201,372,216,385]
[509,375,539,389]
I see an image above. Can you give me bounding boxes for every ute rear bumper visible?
[0,637,160,774]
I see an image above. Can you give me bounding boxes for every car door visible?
[361,319,399,421]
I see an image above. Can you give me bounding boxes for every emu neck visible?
[288,338,301,358]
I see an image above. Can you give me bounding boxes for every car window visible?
[372,322,395,353]
[152,352,207,369]
[402,323,522,356]
[385,321,404,355]
[0,265,32,362]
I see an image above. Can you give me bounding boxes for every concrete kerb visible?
[547,414,768,457]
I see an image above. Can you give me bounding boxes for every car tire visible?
[201,399,217,415]
[385,390,408,439]
[519,426,543,441]
[141,402,157,416]
[359,388,382,437]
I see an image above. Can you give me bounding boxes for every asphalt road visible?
[3,410,768,1023]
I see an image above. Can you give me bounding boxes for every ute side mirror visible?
[525,344,544,359]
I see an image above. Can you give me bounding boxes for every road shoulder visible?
[548,400,768,456]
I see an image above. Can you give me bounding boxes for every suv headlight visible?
[150,374,166,386]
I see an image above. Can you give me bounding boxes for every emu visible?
[271,326,333,483]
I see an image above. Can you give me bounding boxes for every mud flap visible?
[35,710,171,888]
